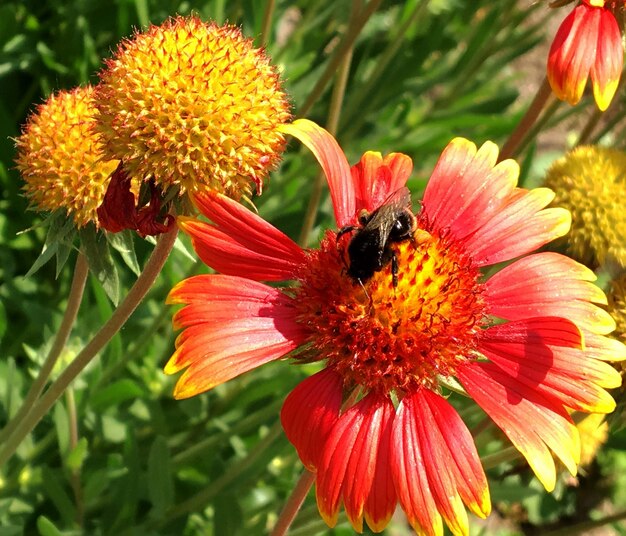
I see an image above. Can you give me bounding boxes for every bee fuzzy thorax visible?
[295,227,486,394]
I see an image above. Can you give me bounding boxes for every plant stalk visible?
[0,226,177,467]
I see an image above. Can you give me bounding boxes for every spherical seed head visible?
[95,15,291,199]
[15,86,118,227]
[544,146,626,268]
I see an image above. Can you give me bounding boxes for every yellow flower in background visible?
[15,86,118,227]
[576,413,608,469]
[544,146,626,268]
[95,15,291,200]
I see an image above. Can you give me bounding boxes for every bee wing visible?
[363,187,412,235]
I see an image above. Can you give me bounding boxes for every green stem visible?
[0,226,178,467]
[340,0,429,128]
[260,0,276,47]
[500,76,553,161]
[65,387,84,527]
[541,509,626,536]
[297,0,383,118]
[0,252,89,444]
[298,3,356,247]
[480,445,520,470]
[271,469,316,536]
[575,107,603,146]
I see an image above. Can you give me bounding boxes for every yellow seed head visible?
[95,15,291,199]
[544,146,626,268]
[15,86,118,227]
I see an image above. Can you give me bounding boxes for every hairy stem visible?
[271,469,317,536]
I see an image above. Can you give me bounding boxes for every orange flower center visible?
[294,225,487,394]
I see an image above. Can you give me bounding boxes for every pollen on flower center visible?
[295,225,487,393]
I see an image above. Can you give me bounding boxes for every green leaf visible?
[106,230,140,276]
[90,379,145,411]
[214,493,243,536]
[66,437,88,473]
[36,516,63,536]
[0,299,6,342]
[40,467,76,526]
[79,225,120,305]
[25,212,76,277]
[147,436,174,518]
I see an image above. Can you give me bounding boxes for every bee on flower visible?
[547,0,624,111]
[166,119,625,535]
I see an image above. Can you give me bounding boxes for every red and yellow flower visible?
[166,119,625,534]
[547,0,624,111]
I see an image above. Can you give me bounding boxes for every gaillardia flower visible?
[608,274,626,346]
[15,86,118,227]
[166,120,625,534]
[95,15,290,203]
[547,1,623,111]
[544,145,626,268]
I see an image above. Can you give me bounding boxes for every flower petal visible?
[462,189,571,266]
[458,362,580,491]
[479,319,619,413]
[165,275,307,398]
[548,4,599,106]
[591,8,623,111]
[392,394,443,536]
[281,119,355,227]
[352,151,413,212]
[393,390,490,536]
[280,368,343,471]
[485,252,614,334]
[180,191,306,280]
[316,393,395,532]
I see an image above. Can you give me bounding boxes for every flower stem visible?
[575,108,603,146]
[0,252,89,444]
[500,76,553,161]
[0,226,178,467]
[297,0,383,118]
[541,509,626,536]
[480,445,521,470]
[271,469,317,536]
[260,0,276,47]
[65,387,84,527]
[298,2,356,247]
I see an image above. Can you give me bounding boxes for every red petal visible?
[485,252,614,334]
[479,319,619,413]
[548,5,599,105]
[392,394,443,536]
[458,362,580,492]
[280,368,343,471]
[591,8,622,110]
[165,275,307,398]
[394,391,490,536]
[182,192,305,280]
[282,119,355,227]
[352,152,413,213]
[316,393,395,532]
[463,189,571,266]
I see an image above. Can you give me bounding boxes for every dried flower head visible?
[95,15,291,200]
[544,146,626,268]
[15,86,117,227]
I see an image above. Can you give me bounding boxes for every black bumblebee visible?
[337,187,417,287]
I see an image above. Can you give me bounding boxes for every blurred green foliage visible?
[1,0,625,535]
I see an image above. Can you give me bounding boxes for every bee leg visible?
[391,251,399,288]
[336,225,358,241]
[357,278,372,306]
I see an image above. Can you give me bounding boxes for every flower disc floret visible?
[15,86,118,227]
[544,146,626,268]
[96,15,291,199]
[296,228,485,393]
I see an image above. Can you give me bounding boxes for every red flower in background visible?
[547,0,623,111]
[166,119,625,534]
